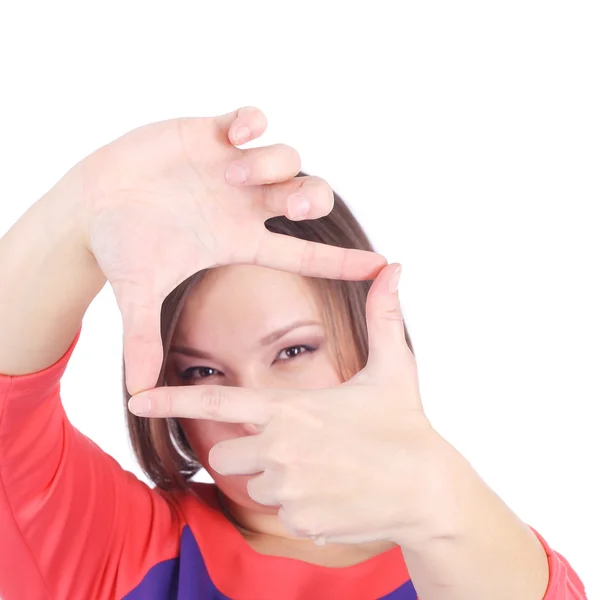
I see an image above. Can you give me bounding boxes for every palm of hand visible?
[75,108,386,395]
[84,116,266,300]
[80,116,269,394]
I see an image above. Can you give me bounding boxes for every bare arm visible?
[2,109,384,396]
[0,172,181,599]
[399,455,555,600]
[0,163,106,376]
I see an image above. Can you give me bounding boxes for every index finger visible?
[256,232,388,280]
[128,385,275,425]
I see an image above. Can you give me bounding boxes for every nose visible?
[233,368,279,391]
[231,370,276,436]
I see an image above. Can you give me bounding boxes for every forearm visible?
[0,163,106,376]
[399,455,550,600]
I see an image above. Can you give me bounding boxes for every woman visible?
[0,107,586,599]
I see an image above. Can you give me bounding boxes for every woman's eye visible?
[180,366,220,380]
[276,345,316,361]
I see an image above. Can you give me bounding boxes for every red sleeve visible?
[530,528,587,600]
[0,325,183,600]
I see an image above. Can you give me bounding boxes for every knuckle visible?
[270,395,289,418]
[199,387,224,418]
[277,470,304,503]
[297,239,317,276]
[381,306,405,323]
[165,391,174,416]
[285,399,322,432]
[261,184,280,214]
[265,436,296,466]
[264,437,286,464]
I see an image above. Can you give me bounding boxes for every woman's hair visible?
[122,172,415,490]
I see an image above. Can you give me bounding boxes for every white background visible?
[1,1,598,596]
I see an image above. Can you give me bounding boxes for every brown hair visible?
[123,173,415,490]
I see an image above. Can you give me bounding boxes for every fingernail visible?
[388,265,402,293]
[287,194,310,219]
[241,423,260,435]
[233,126,251,144]
[129,395,152,414]
[225,164,248,185]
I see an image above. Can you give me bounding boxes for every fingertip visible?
[126,369,159,397]
[372,254,390,276]
[295,175,333,219]
[208,443,225,474]
[366,262,403,311]
[128,394,152,415]
[353,252,389,281]
[207,444,216,466]
[225,163,249,185]
[286,193,311,220]
[388,263,403,294]
[227,106,268,146]
[371,261,400,281]
[230,125,251,145]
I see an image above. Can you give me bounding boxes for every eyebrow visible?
[169,319,322,360]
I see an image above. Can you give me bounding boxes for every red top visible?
[0,324,587,599]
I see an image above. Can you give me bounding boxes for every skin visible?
[164,264,396,566]
[136,262,552,599]
[71,105,386,397]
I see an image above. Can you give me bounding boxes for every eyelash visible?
[178,344,318,380]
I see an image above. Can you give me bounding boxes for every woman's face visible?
[165,264,344,513]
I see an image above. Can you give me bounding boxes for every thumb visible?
[364,263,408,379]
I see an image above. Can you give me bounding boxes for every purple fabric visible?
[123,526,228,599]
[123,525,417,599]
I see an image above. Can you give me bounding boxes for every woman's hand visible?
[128,262,462,548]
[73,106,386,395]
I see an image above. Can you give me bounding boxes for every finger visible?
[128,384,275,424]
[114,288,165,397]
[246,471,280,506]
[224,143,300,186]
[262,175,334,221]
[209,435,266,477]
[364,263,415,379]
[255,232,388,281]
[214,106,268,146]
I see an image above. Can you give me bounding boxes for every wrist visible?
[387,436,476,551]
[35,162,107,301]
[39,160,93,255]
